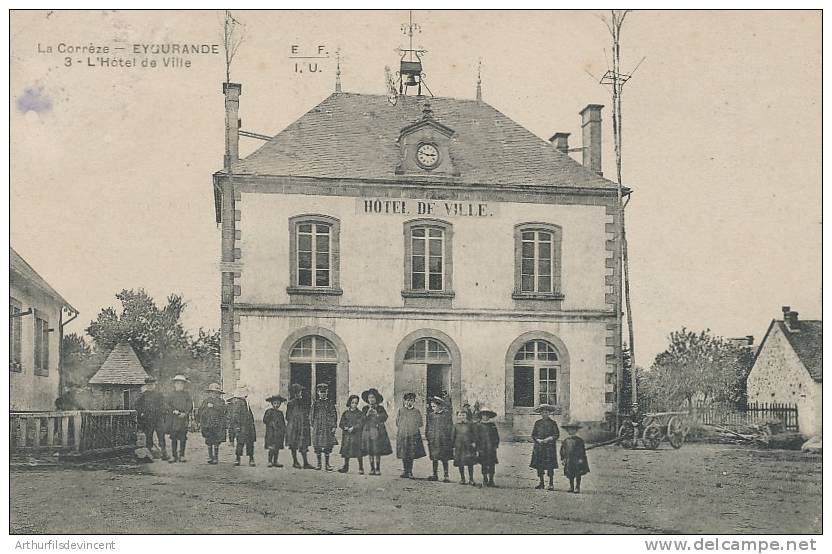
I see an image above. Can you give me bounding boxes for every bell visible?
[404,73,418,86]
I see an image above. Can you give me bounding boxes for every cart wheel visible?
[618,420,636,449]
[667,416,685,449]
[643,423,662,449]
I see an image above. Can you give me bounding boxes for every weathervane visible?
[476,57,482,101]
[395,10,432,96]
[335,47,342,93]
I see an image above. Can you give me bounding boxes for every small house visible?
[747,307,822,437]
[87,343,151,410]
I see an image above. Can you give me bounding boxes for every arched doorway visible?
[394,330,461,414]
[279,327,349,407]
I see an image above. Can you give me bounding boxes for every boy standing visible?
[310,383,338,471]
[199,383,227,464]
[228,386,257,466]
[264,394,287,468]
[475,408,500,487]
[167,375,193,463]
[425,396,453,482]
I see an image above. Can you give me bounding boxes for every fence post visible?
[73,412,83,452]
[61,415,70,448]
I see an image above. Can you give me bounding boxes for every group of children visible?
[195,380,590,492]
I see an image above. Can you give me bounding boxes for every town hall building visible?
[213,53,628,438]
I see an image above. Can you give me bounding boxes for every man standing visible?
[135,376,168,460]
[167,375,194,463]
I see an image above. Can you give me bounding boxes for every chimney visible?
[223,82,242,170]
[580,104,604,175]
[782,306,800,331]
[549,132,571,155]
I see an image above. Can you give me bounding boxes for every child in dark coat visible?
[396,392,426,479]
[166,375,194,463]
[475,408,500,487]
[199,383,227,464]
[310,383,338,471]
[451,410,478,486]
[338,394,365,474]
[285,383,314,469]
[264,394,287,468]
[227,387,257,467]
[425,396,453,482]
[560,421,590,493]
[361,388,392,475]
[529,404,560,490]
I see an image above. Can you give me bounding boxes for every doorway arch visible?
[394,329,461,413]
[279,327,349,407]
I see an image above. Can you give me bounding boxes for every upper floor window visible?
[34,315,49,376]
[514,223,563,301]
[288,215,342,298]
[402,220,454,305]
[9,299,22,372]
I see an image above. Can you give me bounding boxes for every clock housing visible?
[395,109,459,177]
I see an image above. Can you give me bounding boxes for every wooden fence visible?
[10,410,138,457]
[691,402,799,432]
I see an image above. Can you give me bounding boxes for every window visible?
[123,390,131,410]
[513,340,560,409]
[34,316,49,376]
[9,301,22,372]
[289,335,339,399]
[514,224,563,300]
[403,220,454,303]
[288,215,342,297]
[404,338,451,363]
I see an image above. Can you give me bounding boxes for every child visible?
[560,421,590,493]
[338,394,365,474]
[166,375,193,463]
[361,388,392,475]
[529,403,560,490]
[451,409,478,485]
[425,396,453,482]
[263,394,287,468]
[310,383,338,471]
[227,386,256,466]
[285,383,314,469]
[199,382,227,464]
[396,392,426,479]
[475,408,500,487]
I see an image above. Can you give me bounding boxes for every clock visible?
[416,143,440,169]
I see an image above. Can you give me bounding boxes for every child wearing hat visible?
[228,386,257,466]
[136,376,167,459]
[475,408,500,487]
[310,383,338,471]
[529,404,560,490]
[199,383,227,464]
[361,388,393,475]
[425,396,453,482]
[285,383,314,469]
[396,392,426,478]
[451,409,478,485]
[264,395,287,468]
[560,421,590,493]
[338,394,365,474]
[167,375,194,463]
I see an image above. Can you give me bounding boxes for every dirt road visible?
[10,440,822,534]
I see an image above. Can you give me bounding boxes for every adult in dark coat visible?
[451,411,478,485]
[396,392,426,478]
[227,387,257,466]
[560,422,590,493]
[264,394,287,468]
[166,375,194,463]
[135,376,168,459]
[475,408,501,487]
[285,383,314,469]
[425,396,453,482]
[361,388,392,475]
[310,383,338,471]
[338,394,365,473]
[529,404,560,490]
[199,382,227,464]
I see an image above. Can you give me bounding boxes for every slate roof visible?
[10,247,77,313]
[778,320,823,383]
[226,92,617,189]
[88,343,151,386]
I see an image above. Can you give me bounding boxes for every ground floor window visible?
[289,335,339,398]
[513,339,560,408]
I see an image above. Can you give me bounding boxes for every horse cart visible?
[617,410,689,449]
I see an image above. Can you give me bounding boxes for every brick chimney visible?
[549,132,570,155]
[223,82,242,170]
[580,104,604,175]
[782,306,801,332]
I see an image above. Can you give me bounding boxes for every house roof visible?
[88,343,151,386]
[9,247,77,313]
[777,320,823,383]
[225,92,619,190]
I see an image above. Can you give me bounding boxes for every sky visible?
[9,10,821,368]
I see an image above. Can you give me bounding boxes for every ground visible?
[10,438,822,534]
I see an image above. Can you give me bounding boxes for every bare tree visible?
[221,10,246,84]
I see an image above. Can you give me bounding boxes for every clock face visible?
[416,143,440,169]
